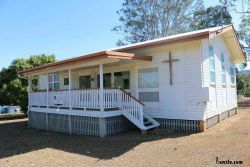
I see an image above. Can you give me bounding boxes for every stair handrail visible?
[119,89,144,123]
[119,89,145,106]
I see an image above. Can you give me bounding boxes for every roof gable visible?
[18,25,246,75]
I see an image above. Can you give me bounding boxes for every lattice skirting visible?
[154,107,238,132]
[106,116,133,136]
[29,108,238,135]
[71,115,99,136]
[28,111,46,130]
[155,118,201,132]
[205,107,237,129]
[28,111,133,137]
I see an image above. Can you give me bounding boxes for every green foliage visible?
[219,0,250,14]
[238,15,250,45]
[237,74,250,96]
[112,0,201,45]
[0,54,56,113]
[238,14,250,60]
[190,5,232,30]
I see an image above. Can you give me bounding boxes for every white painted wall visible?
[201,36,237,120]
[36,36,238,121]
[132,41,207,120]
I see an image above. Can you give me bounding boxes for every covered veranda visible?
[19,51,152,112]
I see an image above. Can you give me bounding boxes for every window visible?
[230,65,235,84]
[138,67,158,88]
[209,46,215,83]
[97,73,111,88]
[114,71,130,89]
[48,73,60,90]
[139,92,159,102]
[138,67,159,102]
[221,54,226,84]
[79,75,91,89]
[64,78,69,86]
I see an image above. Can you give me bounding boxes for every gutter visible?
[18,74,30,80]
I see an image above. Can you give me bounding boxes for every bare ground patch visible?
[0,108,249,167]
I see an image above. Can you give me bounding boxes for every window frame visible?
[139,91,159,102]
[230,65,236,85]
[138,67,159,89]
[221,53,226,85]
[63,77,69,86]
[209,46,216,83]
[137,67,159,103]
[48,73,60,90]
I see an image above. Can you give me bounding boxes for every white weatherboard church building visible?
[18,25,246,137]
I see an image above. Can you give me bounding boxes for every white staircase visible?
[119,89,160,131]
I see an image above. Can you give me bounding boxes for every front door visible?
[97,73,112,88]
[79,75,91,88]
[114,71,130,89]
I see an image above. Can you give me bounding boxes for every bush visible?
[0,55,56,114]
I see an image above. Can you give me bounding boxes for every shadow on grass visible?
[0,119,194,160]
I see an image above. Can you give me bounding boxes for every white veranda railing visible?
[30,88,144,123]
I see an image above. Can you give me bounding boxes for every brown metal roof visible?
[18,51,152,75]
[18,25,246,75]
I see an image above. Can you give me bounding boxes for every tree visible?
[219,0,250,14]
[237,74,250,96]
[112,0,200,46]
[238,14,250,59]
[0,54,56,113]
[190,5,232,30]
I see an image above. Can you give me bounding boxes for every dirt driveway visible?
[0,108,249,167]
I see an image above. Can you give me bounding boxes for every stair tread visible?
[144,123,160,130]
[122,110,160,130]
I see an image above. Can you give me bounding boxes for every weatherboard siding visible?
[37,40,206,120]
[133,40,205,120]
[36,37,237,121]
[201,36,237,120]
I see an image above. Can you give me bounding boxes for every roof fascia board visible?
[115,32,209,52]
[209,25,246,63]
[24,58,120,76]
